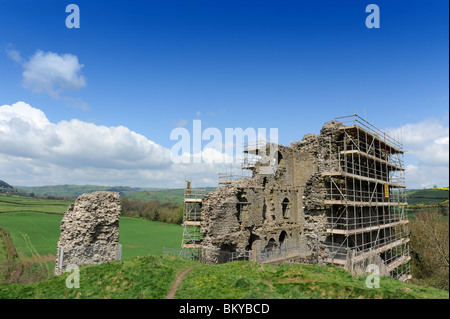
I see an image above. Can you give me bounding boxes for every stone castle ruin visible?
[55,191,122,275]
[180,115,411,282]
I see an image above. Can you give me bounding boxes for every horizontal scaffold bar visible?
[324,199,408,207]
[182,243,202,249]
[339,125,404,154]
[339,150,405,171]
[183,221,201,226]
[184,198,203,203]
[326,220,409,235]
[322,171,406,188]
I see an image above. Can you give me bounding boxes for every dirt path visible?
[166,266,194,299]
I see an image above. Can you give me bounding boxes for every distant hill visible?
[0,180,13,189]
[14,184,216,203]
[0,180,16,193]
[15,184,142,199]
[127,187,216,204]
[406,188,449,206]
[14,184,450,205]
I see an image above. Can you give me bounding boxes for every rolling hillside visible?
[0,180,16,193]
[406,188,449,206]
[14,185,216,204]
[126,187,216,204]
[12,184,450,207]
[15,185,142,199]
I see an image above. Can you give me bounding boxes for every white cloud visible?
[0,102,171,170]
[0,102,60,158]
[6,48,22,63]
[404,164,449,189]
[7,49,86,97]
[0,102,234,188]
[385,118,449,188]
[22,50,86,97]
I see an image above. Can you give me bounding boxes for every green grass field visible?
[0,194,183,282]
[125,189,185,203]
[0,212,183,262]
[118,217,182,259]
[0,195,72,214]
[406,188,449,205]
[0,212,61,260]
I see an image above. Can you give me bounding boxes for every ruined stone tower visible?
[55,191,122,274]
[195,115,410,281]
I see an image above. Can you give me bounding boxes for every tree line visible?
[120,197,183,225]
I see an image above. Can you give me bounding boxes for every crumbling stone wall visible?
[201,120,345,264]
[55,191,121,274]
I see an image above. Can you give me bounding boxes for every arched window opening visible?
[264,238,277,252]
[279,231,288,250]
[282,198,290,218]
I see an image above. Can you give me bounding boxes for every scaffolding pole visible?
[180,178,206,260]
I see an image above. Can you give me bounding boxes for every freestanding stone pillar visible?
[55,191,121,275]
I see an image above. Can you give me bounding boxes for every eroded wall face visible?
[55,191,121,274]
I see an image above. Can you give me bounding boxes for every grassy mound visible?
[0,255,195,299]
[0,256,447,299]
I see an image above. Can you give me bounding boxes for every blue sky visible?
[0,0,448,188]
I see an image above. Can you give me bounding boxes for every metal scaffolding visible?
[322,115,411,282]
[180,179,206,260]
[218,164,252,186]
[217,139,269,185]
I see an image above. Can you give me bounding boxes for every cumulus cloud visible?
[0,102,60,158]
[22,50,86,97]
[0,102,233,187]
[385,118,449,188]
[7,49,86,98]
[0,102,171,169]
